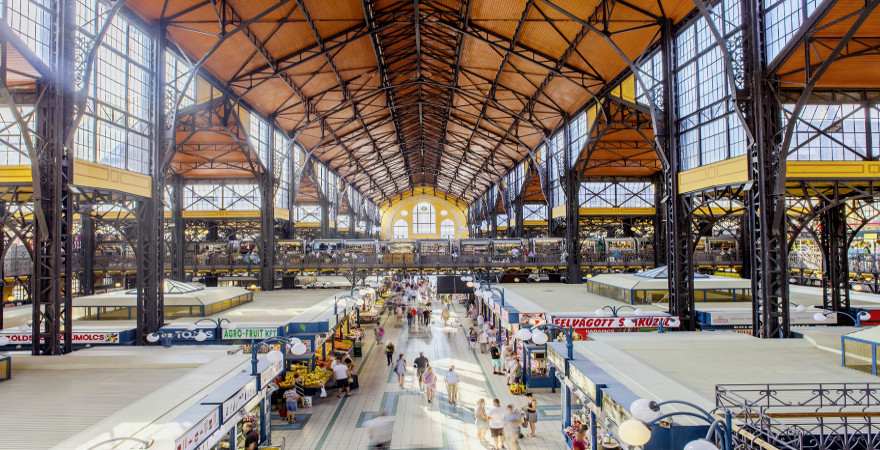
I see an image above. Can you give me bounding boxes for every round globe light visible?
[440,210,448,217]
[145,333,161,343]
[629,398,660,422]
[267,349,284,363]
[288,337,303,347]
[623,318,636,328]
[514,328,533,341]
[291,342,308,356]
[194,331,208,342]
[400,210,408,217]
[668,316,681,327]
[813,312,829,322]
[466,281,474,288]
[858,311,871,321]
[531,330,549,345]
[0,336,10,346]
[684,439,720,450]
[618,419,652,446]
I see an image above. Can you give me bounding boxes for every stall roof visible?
[503,283,664,315]
[841,326,880,345]
[168,289,347,328]
[790,285,880,308]
[1,346,247,450]
[588,273,750,291]
[73,285,251,308]
[562,332,876,422]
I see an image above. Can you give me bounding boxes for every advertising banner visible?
[551,315,679,338]
[0,331,121,345]
[222,327,279,340]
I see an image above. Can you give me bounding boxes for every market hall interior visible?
[2,0,880,448]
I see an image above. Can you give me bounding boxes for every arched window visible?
[392,219,409,239]
[413,202,435,234]
[440,219,455,238]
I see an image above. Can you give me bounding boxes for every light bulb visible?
[618,419,652,446]
[813,312,829,322]
[146,333,160,343]
[684,439,720,450]
[514,328,532,341]
[531,330,548,345]
[267,349,284,363]
[194,331,208,342]
[629,398,660,422]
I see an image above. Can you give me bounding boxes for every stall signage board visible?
[259,359,283,389]
[0,331,121,345]
[519,312,546,327]
[547,346,567,372]
[222,379,258,421]
[222,327,278,340]
[552,315,679,331]
[159,328,217,342]
[175,408,220,450]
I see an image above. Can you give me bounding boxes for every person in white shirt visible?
[488,398,506,450]
[331,356,350,398]
[478,330,489,353]
[445,366,460,406]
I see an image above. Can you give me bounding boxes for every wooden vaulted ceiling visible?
[127,0,694,202]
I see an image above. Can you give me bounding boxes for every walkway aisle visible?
[275,300,567,450]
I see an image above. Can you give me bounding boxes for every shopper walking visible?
[394,354,407,388]
[445,365,460,406]
[407,306,415,328]
[422,305,431,326]
[503,404,523,450]
[422,366,437,403]
[414,352,429,390]
[283,387,300,424]
[478,329,489,353]
[475,398,490,443]
[441,307,450,327]
[489,344,502,375]
[385,341,395,366]
[332,355,351,398]
[525,393,538,437]
[488,398,506,450]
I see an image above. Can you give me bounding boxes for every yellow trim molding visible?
[678,155,748,194]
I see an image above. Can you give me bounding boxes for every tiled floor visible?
[273,299,567,450]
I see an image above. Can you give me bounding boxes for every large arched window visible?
[440,219,455,239]
[393,219,409,239]
[413,202,435,234]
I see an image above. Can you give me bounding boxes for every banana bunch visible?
[279,365,331,388]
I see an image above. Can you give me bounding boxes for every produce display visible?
[509,382,526,395]
[334,338,354,351]
[279,363,331,389]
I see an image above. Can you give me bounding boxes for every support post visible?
[652,176,665,266]
[564,119,580,284]
[260,170,275,291]
[171,176,186,281]
[659,19,696,331]
[741,0,789,338]
[136,197,163,343]
[822,202,850,315]
[0,201,4,330]
[515,195,524,237]
[80,206,95,296]
[32,0,75,355]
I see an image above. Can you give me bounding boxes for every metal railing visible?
[716,383,880,450]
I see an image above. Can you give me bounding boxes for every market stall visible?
[200,372,264,450]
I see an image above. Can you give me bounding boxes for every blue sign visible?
[156,328,218,344]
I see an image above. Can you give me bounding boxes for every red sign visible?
[552,315,679,337]
[0,331,120,345]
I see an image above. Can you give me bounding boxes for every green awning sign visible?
[222,328,278,340]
